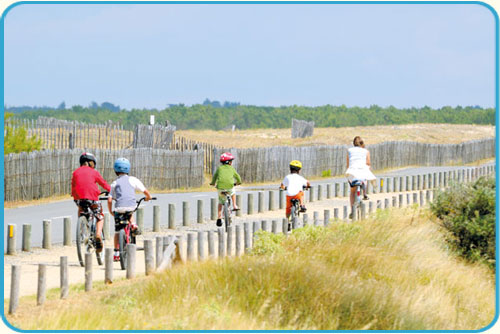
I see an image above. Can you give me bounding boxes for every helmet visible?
[290,160,302,169]
[80,152,97,166]
[220,152,234,163]
[114,158,131,174]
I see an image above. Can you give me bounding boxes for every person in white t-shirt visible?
[107,158,152,262]
[280,160,311,219]
[346,136,376,211]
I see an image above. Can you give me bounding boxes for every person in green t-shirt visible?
[210,152,242,226]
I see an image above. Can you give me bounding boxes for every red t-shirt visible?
[71,166,111,201]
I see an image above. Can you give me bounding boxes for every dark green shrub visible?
[431,177,495,268]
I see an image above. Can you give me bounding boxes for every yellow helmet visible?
[290,160,302,169]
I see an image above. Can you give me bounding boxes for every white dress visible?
[345,147,376,181]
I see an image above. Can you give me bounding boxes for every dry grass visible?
[6,208,495,331]
[177,124,495,148]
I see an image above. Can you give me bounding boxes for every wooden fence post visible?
[218,228,226,258]
[136,208,144,234]
[7,224,16,255]
[247,193,254,215]
[105,248,113,284]
[198,231,206,260]
[183,202,189,226]
[144,239,154,275]
[197,200,203,224]
[37,264,47,305]
[63,217,72,246]
[153,205,160,232]
[60,256,69,299]
[126,244,137,279]
[169,204,176,229]
[43,219,51,249]
[9,265,21,314]
[258,191,265,213]
[85,253,92,292]
[22,224,31,252]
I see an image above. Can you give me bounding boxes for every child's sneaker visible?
[216,218,222,227]
[363,195,369,200]
[95,237,103,252]
[300,205,307,213]
[113,250,120,262]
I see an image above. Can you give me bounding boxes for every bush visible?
[4,113,42,154]
[430,177,495,268]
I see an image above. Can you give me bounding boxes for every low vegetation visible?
[7,208,494,331]
[431,177,496,269]
[4,113,42,154]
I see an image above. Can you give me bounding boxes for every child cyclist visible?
[71,152,111,253]
[107,158,152,262]
[280,160,310,219]
[210,152,241,227]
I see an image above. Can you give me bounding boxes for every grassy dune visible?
[6,208,495,331]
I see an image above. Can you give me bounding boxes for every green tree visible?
[4,113,43,154]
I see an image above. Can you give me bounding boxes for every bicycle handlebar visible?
[134,197,157,212]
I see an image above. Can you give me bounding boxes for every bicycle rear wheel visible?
[223,201,230,232]
[76,216,89,267]
[118,228,129,270]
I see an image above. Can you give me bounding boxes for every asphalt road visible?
[3,163,494,251]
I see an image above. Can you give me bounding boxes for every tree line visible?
[7,104,494,130]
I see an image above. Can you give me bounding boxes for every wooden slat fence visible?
[4,149,204,202]
[212,138,495,183]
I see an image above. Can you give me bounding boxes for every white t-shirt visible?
[110,176,146,212]
[282,173,308,196]
[348,147,368,169]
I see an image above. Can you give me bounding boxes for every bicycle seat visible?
[349,179,364,187]
[114,211,133,223]
[291,199,300,205]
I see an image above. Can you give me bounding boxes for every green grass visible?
[6,208,495,331]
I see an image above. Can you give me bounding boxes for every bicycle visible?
[75,191,109,267]
[220,183,240,232]
[348,179,365,220]
[108,196,157,270]
[283,185,309,232]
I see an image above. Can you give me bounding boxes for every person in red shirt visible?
[71,152,111,252]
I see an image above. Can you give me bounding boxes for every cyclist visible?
[71,152,111,253]
[210,152,241,227]
[107,158,152,262]
[346,136,376,215]
[280,160,310,219]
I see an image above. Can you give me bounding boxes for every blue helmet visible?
[114,158,131,174]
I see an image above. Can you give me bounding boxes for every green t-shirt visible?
[211,164,241,190]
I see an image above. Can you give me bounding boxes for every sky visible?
[2,3,497,109]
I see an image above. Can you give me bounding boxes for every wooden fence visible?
[6,117,220,173]
[212,138,495,183]
[4,148,204,202]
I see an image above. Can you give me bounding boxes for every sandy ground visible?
[4,189,430,301]
[177,124,494,148]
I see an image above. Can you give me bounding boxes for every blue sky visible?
[2,3,496,109]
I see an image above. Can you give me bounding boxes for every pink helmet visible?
[220,152,234,163]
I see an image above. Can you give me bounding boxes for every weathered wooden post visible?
[351,206,357,222]
[22,224,31,252]
[343,182,349,197]
[186,233,196,261]
[258,191,265,213]
[85,253,92,292]
[360,203,366,220]
[279,189,284,209]
[198,231,206,260]
[282,218,289,236]
[210,198,217,220]
[144,239,154,275]
[413,193,418,205]
[155,236,163,268]
[399,194,404,208]
[309,186,315,202]
[244,222,252,253]
[317,185,323,201]
[183,201,189,226]
[343,205,348,220]
[153,205,161,232]
[334,207,339,219]
[335,183,340,197]
[168,203,176,229]
[247,193,254,215]
[420,191,425,206]
[63,217,72,246]
[313,211,320,226]
[9,265,21,314]
[392,196,397,208]
[426,190,432,203]
[236,195,242,217]
[208,230,216,258]
[126,244,137,279]
[218,228,226,258]
[197,200,203,224]
[272,220,279,234]
[60,256,69,299]
[105,248,113,283]
[43,219,51,249]
[385,198,390,209]
[326,184,332,199]
[253,221,261,234]
[407,193,411,205]
[227,226,234,256]
[406,176,411,192]
[269,190,276,211]
[37,263,47,305]
[303,213,309,227]
[7,224,16,255]
[368,201,374,213]
[386,178,392,193]
[324,209,331,226]
[136,208,144,234]
[235,225,242,256]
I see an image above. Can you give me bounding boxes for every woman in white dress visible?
[346,136,376,208]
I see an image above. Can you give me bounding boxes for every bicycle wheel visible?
[118,228,129,270]
[223,200,230,232]
[76,216,89,267]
